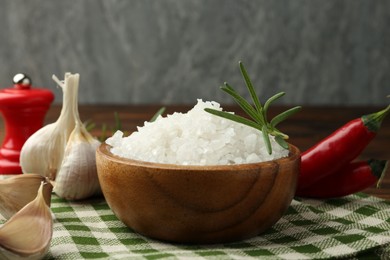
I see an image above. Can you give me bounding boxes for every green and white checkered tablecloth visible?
[2,193,390,259]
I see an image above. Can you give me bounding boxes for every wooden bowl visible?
[96,143,300,244]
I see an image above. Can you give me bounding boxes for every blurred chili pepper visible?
[297,105,390,190]
[296,159,388,198]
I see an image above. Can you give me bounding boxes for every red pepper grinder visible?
[0,73,54,175]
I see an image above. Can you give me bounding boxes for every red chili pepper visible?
[297,105,390,190]
[296,159,388,198]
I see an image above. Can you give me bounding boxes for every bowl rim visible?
[97,143,301,171]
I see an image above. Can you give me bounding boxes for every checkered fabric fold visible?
[2,193,389,259]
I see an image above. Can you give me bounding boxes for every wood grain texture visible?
[96,143,300,243]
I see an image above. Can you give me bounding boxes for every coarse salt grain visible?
[106,99,289,165]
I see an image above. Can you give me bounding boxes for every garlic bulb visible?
[0,174,47,219]
[20,73,101,200]
[0,180,53,260]
[20,73,77,180]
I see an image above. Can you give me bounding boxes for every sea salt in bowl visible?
[96,100,300,243]
[96,143,300,244]
[105,100,292,165]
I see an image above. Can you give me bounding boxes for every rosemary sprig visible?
[205,61,301,154]
[150,107,166,122]
[84,112,124,142]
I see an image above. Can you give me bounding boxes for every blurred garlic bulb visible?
[0,174,47,219]
[0,180,53,260]
[20,73,101,200]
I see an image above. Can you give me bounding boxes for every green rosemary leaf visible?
[204,108,262,131]
[205,61,301,154]
[221,84,263,124]
[239,62,262,113]
[98,123,107,142]
[275,135,289,150]
[270,106,302,127]
[114,111,122,132]
[263,92,285,121]
[84,120,96,132]
[270,127,289,139]
[150,107,166,122]
[223,82,234,91]
[261,125,272,154]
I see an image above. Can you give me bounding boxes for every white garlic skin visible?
[19,73,77,179]
[0,174,45,219]
[0,181,53,260]
[20,73,102,201]
[19,123,67,179]
[53,126,101,200]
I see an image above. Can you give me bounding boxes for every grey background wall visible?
[0,0,388,106]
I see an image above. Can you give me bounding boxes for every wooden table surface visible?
[35,104,390,200]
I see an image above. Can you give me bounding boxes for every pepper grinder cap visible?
[0,73,54,107]
[13,73,32,89]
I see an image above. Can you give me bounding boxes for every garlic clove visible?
[0,180,53,260]
[0,174,47,219]
[53,123,101,200]
[20,123,68,179]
